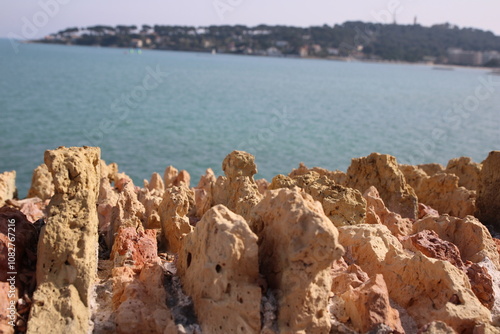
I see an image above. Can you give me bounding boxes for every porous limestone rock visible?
[112,261,177,334]
[399,164,428,193]
[146,172,164,195]
[137,189,162,229]
[413,215,500,269]
[249,188,344,334]
[175,170,191,187]
[158,185,194,254]
[97,176,119,243]
[466,263,495,310]
[212,151,263,220]
[99,160,118,184]
[109,181,145,247]
[331,260,403,333]
[27,164,54,201]
[164,166,191,189]
[177,205,261,334]
[346,153,418,219]
[5,197,46,223]
[255,178,269,195]
[416,172,476,218]
[418,321,456,334]
[446,157,482,191]
[27,146,100,334]
[270,172,366,227]
[418,163,445,176]
[338,224,491,332]
[114,172,133,192]
[0,171,16,207]
[110,227,157,271]
[476,151,500,229]
[289,162,347,185]
[194,168,216,219]
[418,203,440,219]
[340,274,404,333]
[363,186,413,237]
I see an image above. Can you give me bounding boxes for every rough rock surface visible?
[476,151,500,229]
[418,203,440,219]
[110,227,157,271]
[363,186,413,237]
[212,151,263,220]
[97,176,119,244]
[158,185,194,254]
[109,181,145,247]
[416,172,476,218]
[418,321,456,334]
[112,261,177,334]
[27,146,101,334]
[418,163,445,176]
[249,188,344,334]
[331,260,403,333]
[146,172,165,194]
[193,168,216,219]
[177,205,261,334]
[413,215,500,269]
[338,224,491,332]
[466,263,495,310]
[164,166,191,188]
[446,157,482,191]
[289,162,347,185]
[270,172,366,227]
[27,164,54,201]
[346,153,418,219]
[340,274,404,333]
[0,171,17,207]
[399,164,428,193]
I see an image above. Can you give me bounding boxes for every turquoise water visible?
[1,39,499,197]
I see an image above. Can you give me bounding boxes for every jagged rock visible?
[212,151,263,220]
[363,186,413,237]
[110,227,157,271]
[418,203,440,219]
[164,165,179,188]
[346,153,418,219]
[399,164,428,192]
[146,172,164,195]
[114,172,133,192]
[6,197,46,223]
[270,172,366,227]
[158,185,194,253]
[97,176,119,243]
[331,260,403,333]
[0,171,16,207]
[177,205,261,334]
[175,170,191,187]
[402,230,465,269]
[466,263,494,310]
[249,188,344,334]
[446,157,482,191]
[109,181,145,247]
[27,164,54,201]
[99,160,118,184]
[27,146,100,334]
[338,224,491,332]
[476,151,500,229]
[418,163,445,176]
[112,261,177,334]
[0,282,16,334]
[416,172,476,218]
[413,215,500,269]
[289,162,347,185]
[418,321,456,334]
[193,169,216,219]
[137,189,162,229]
[340,274,404,333]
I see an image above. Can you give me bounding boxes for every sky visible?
[1,0,500,39]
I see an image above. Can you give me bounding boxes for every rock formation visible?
[269,172,366,227]
[27,164,54,201]
[177,205,261,333]
[110,227,157,270]
[446,157,482,191]
[289,162,347,185]
[417,163,445,176]
[476,151,500,229]
[158,185,194,254]
[249,188,344,334]
[193,168,216,219]
[27,146,100,334]
[164,166,191,188]
[145,172,164,194]
[346,153,418,219]
[338,224,491,332]
[363,186,413,237]
[414,215,500,269]
[212,151,262,220]
[0,171,17,207]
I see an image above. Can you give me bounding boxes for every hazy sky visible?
[1,0,499,39]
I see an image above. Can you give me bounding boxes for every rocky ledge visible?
[1,147,500,334]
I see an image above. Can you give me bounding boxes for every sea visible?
[0,38,499,197]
